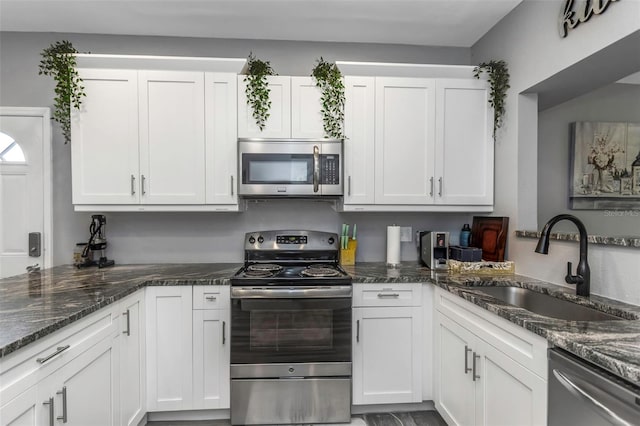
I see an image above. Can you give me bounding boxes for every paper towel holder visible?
[386,225,401,268]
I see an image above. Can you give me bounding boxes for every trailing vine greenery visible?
[473,60,510,138]
[244,52,276,131]
[38,40,85,144]
[311,57,345,139]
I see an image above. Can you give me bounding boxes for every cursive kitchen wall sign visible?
[559,0,619,38]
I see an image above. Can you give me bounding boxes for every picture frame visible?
[569,121,640,209]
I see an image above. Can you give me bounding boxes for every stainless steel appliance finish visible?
[230,230,352,425]
[238,138,343,197]
[420,231,450,270]
[472,286,624,321]
[548,348,640,425]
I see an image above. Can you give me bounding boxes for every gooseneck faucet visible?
[535,214,590,297]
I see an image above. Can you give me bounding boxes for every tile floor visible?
[145,410,447,426]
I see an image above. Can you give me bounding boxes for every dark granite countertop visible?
[2,261,640,388]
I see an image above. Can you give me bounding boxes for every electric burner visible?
[231,230,352,287]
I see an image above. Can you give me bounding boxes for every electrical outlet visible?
[400,226,412,242]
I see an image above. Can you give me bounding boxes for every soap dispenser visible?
[460,224,471,247]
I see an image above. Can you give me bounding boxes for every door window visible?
[0,132,26,162]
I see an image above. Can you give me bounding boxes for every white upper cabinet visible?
[71,69,140,205]
[435,79,493,206]
[138,70,206,204]
[237,76,326,139]
[290,77,325,138]
[237,75,291,138]
[71,56,244,211]
[341,74,494,211]
[344,76,375,204]
[205,73,238,205]
[375,77,436,205]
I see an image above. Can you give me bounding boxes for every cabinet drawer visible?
[0,304,118,404]
[353,283,422,307]
[193,286,230,310]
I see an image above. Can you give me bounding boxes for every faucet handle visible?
[565,261,583,285]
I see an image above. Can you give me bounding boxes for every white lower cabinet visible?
[0,385,43,426]
[434,288,548,426]
[352,283,423,405]
[146,286,193,411]
[119,292,146,426]
[192,286,230,409]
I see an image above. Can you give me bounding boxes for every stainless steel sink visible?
[471,287,624,321]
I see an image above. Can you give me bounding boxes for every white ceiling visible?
[0,0,523,48]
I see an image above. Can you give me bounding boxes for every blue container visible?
[460,224,471,247]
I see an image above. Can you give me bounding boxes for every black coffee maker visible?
[77,215,115,268]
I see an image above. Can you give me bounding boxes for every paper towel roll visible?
[386,225,401,267]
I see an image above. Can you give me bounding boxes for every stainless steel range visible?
[230,230,352,425]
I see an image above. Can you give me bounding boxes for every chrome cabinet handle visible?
[43,397,54,426]
[377,293,400,298]
[356,320,360,342]
[130,174,136,195]
[438,177,443,197]
[464,345,472,374]
[313,145,320,193]
[37,345,70,364]
[123,310,130,336]
[205,296,217,301]
[141,174,146,195]
[429,177,434,197]
[472,352,480,381]
[222,321,226,345]
[348,176,351,196]
[56,386,67,423]
[230,175,234,196]
[553,369,632,426]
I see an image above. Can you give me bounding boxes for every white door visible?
[119,293,145,426]
[435,79,494,205]
[375,78,436,204]
[291,76,325,138]
[237,75,291,138]
[352,306,422,405]
[0,108,51,278]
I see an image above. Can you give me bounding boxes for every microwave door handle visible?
[313,145,320,193]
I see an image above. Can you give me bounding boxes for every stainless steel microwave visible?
[238,138,343,197]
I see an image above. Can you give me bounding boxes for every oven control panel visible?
[276,235,308,244]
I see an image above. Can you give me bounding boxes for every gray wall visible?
[0,31,474,266]
[537,82,640,234]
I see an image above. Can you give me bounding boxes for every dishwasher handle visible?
[552,368,635,426]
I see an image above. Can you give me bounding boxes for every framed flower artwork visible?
[569,121,640,209]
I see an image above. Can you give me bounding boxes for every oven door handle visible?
[231,286,352,299]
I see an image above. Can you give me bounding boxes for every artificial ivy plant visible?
[311,57,345,140]
[38,40,85,144]
[473,60,510,138]
[244,52,277,131]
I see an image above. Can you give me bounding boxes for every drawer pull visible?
[205,296,217,301]
[222,321,226,345]
[377,293,400,298]
[473,352,481,381]
[123,309,131,336]
[37,345,70,364]
[356,320,360,342]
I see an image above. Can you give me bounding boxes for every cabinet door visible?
[193,309,230,409]
[71,69,139,204]
[0,386,45,426]
[435,79,493,205]
[146,286,193,411]
[120,293,145,426]
[352,306,422,405]
[238,75,291,138]
[343,76,375,205]
[291,77,325,138]
[139,71,205,204]
[475,341,547,426]
[375,78,436,204]
[434,312,476,426]
[54,335,119,426]
[205,73,238,205]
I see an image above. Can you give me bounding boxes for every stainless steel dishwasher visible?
[548,348,640,425]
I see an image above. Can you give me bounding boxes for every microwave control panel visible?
[321,155,340,184]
